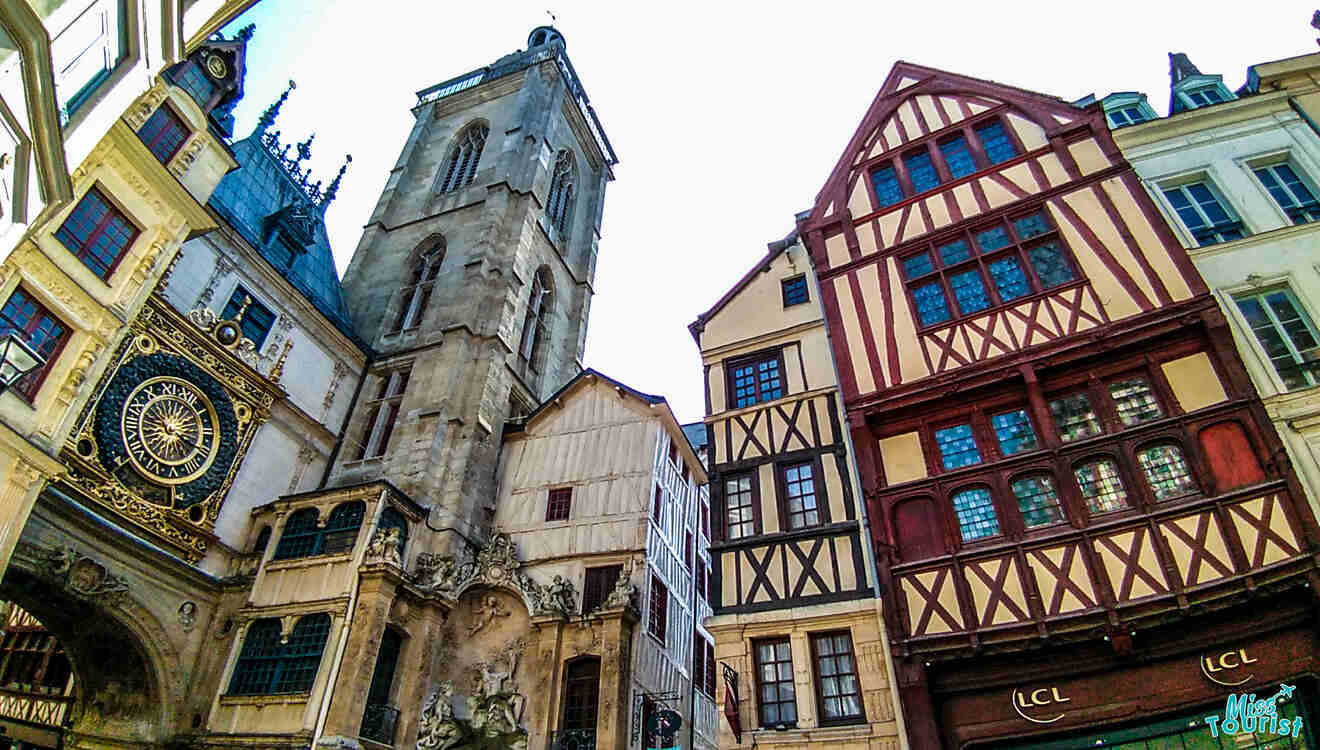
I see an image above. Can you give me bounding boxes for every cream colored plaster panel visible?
[848,177,872,217]
[1007,113,1049,151]
[702,249,821,351]
[833,275,877,395]
[784,347,806,395]
[926,195,951,232]
[1000,162,1040,195]
[877,210,902,248]
[711,419,727,464]
[917,95,944,130]
[857,263,891,387]
[1161,352,1228,413]
[888,256,930,383]
[1101,177,1193,302]
[899,205,929,244]
[723,551,739,608]
[1038,153,1070,188]
[1068,138,1111,175]
[709,363,726,417]
[857,221,879,257]
[980,175,1016,209]
[953,182,979,221]
[879,432,927,485]
[1063,187,1158,304]
[941,97,968,126]
[826,233,851,269]
[823,453,847,523]
[800,328,835,391]
[837,534,858,590]
[897,101,923,139]
[882,120,901,152]
[896,76,921,91]
[968,101,990,115]
[759,462,779,535]
[786,542,809,595]
[1049,197,1141,321]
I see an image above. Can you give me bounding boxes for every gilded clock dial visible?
[120,376,221,485]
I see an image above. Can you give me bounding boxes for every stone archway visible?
[0,555,176,749]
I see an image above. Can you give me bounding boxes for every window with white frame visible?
[1235,287,1320,391]
[1185,86,1226,108]
[1161,181,1245,246]
[49,0,127,119]
[1253,162,1320,225]
[1106,106,1149,128]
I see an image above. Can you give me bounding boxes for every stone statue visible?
[415,553,463,594]
[467,595,510,637]
[365,527,403,567]
[545,574,577,616]
[602,558,638,611]
[178,601,197,630]
[416,681,463,750]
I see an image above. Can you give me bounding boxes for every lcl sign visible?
[1011,686,1070,724]
[1201,648,1258,687]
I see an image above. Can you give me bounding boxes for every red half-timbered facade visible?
[799,62,1320,750]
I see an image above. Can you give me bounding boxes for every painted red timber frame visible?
[797,62,1320,750]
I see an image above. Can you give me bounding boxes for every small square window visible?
[546,487,572,522]
[1075,459,1130,514]
[952,487,1000,542]
[935,424,981,470]
[137,106,190,163]
[1026,242,1076,288]
[1138,443,1197,501]
[975,120,1020,164]
[991,409,1038,455]
[1109,378,1163,426]
[939,136,978,179]
[221,287,276,349]
[904,148,941,193]
[1012,475,1065,529]
[975,225,1012,253]
[1049,393,1102,442]
[949,269,991,315]
[1012,212,1052,240]
[781,275,809,307]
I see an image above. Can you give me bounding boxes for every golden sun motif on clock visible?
[120,376,221,485]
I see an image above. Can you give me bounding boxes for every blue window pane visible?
[904,149,941,193]
[781,276,809,307]
[1162,187,1207,230]
[903,252,935,279]
[872,165,903,208]
[937,239,971,266]
[952,487,1000,542]
[935,424,981,470]
[1012,212,1051,240]
[1187,183,1231,224]
[913,282,951,327]
[975,121,1019,164]
[1254,167,1292,207]
[731,355,784,407]
[949,269,991,315]
[991,409,1038,455]
[975,226,1011,252]
[988,256,1030,302]
[1013,475,1065,529]
[940,136,977,179]
[1027,242,1076,288]
[757,359,783,402]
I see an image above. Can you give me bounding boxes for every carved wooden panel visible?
[899,566,965,636]
[1092,527,1170,602]
[1158,511,1235,587]
[1227,494,1302,568]
[1026,544,1097,616]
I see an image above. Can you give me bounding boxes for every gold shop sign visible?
[1012,686,1070,724]
[1201,648,1257,687]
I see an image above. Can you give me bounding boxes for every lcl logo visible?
[1011,686,1070,724]
[1201,648,1258,687]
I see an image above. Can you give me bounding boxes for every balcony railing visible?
[360,703,399,746]
[550,728,597,750]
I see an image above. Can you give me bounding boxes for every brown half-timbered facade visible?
[799,62,1320,750]
[691,235,903,749]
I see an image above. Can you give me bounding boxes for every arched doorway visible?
[0,600,74,749]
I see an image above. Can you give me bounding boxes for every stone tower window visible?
[392,240,445,332]
[519,269,552,371]
[354,369,411,460]
[547,150,576,241]
[437,123,488,194]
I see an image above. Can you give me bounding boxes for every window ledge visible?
[749,721,876,743]
[219,692,311,707]
[341,456,385,470]
[265,553,352,572]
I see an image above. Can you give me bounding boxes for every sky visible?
[219,0,1316,423]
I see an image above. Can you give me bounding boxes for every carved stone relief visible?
[364,527,403,568]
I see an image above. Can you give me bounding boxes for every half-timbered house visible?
[797,61,1320,750]
[690,233,905,749]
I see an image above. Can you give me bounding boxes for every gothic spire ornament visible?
[320,154,352,210]
[254,79,295,136]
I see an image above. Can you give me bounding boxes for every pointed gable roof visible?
[802,61,1097,230]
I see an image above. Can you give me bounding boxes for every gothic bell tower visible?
[335,26,617,551]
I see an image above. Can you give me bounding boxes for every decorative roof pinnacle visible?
[321,154,353,210]
[254,79,296,136]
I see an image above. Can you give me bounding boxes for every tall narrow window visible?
[437,123,488,193]
[975,120,1020,164]
[137,106,190,163]
[871,165,903,208]
[221,287,276,349]
[55,188,138,279]
[1075,459,1130,514]
[782,461,822,529]
[904,148,941,193]
[252,525,272,555]
[228,615,331,695]
[228,619,283,695]
[392,242,444,332]
[1012,475,1065,529]
[811,632,864,725]
[1255,162,1320,224]
[547,487,572,522]
[1236,288,1320,391]
[704,639,717,697]
[320,501,366,555]
[362,628,403,744]
[547,150,577,240]
[951,487,1000,542]
[518,270,552,371]
[652,485,663,525]
[0,288,70,399]
[648,574,668,643]
[582,565,622,614]
[754,638,797,728]
[1138,443,1197,501]
[723,473,756,540]
[355,369,410,460]
[273,614,331,693]
[727,351,785,407]
[695,557,707,601]
[378,506,410,558]
[692,628,706,696]
[684,531,693,567]
[561,658,601,733]
[1162,182,1244,246]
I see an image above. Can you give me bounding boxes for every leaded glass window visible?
[437,123,488,193]
[937,239,971,266]
[1109,378,1163,426]
[137,106,189,163]
[273,508,321,560]
[988,256,1030,302]
[975,120,1019,164]
[949,269,991,315]
[935,424,981,470]
[1075,459,1129,514]
[952,487,1000,542]
[1012,212,1051,240]
[975,226,1012,253]
[940,136,977,179]
[1012,475,1065,529]
[1254,162,1320,224]
[904,149,941,193]
[1236,288,1320,390]
[991,409,1038,455]
[1026,242,1076,288]
[871,165,903,208]
[228,619,282,695]
[1049,393,1102,442]
[1138,443,1197,501]
[903,252,936,279]
[228,615,330,696]
[273,614,330,693]
[729,353,784,408]
[913,281,952,327]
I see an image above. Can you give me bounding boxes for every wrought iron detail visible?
[550,728,596,750]
[359,702,399,745]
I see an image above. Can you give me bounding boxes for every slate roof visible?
[681,422,708,454]
[208,132,361,346]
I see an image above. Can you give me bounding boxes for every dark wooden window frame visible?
[0,286,71,400]
[582,565,622,614]
[898,206,1084,334]
[546,487,572,522]
[724,347,788,410]
[752,635,798,728]
[54,185,139,281]
[809,630,867,727]
[865,111,1029,211]
[716,469,762,541]
[647,573,668,644]
[774,455,831,531]
[781,274,810,307]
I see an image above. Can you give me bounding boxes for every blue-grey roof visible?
[681,422,708,453]
[208,134,361,346]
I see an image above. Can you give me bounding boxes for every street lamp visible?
[0,332,43,395]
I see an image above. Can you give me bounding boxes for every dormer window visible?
[867,115,1023,210]
[1100,93,1157,130]
[1185,86,1225,107]
[1107,106,1149,128]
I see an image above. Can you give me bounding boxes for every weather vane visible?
[547,9,557,26]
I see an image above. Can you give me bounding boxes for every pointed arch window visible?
[392,240,445,332]
[519,270,552,371]
[437,123,488,194]
[547,150,577,241]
